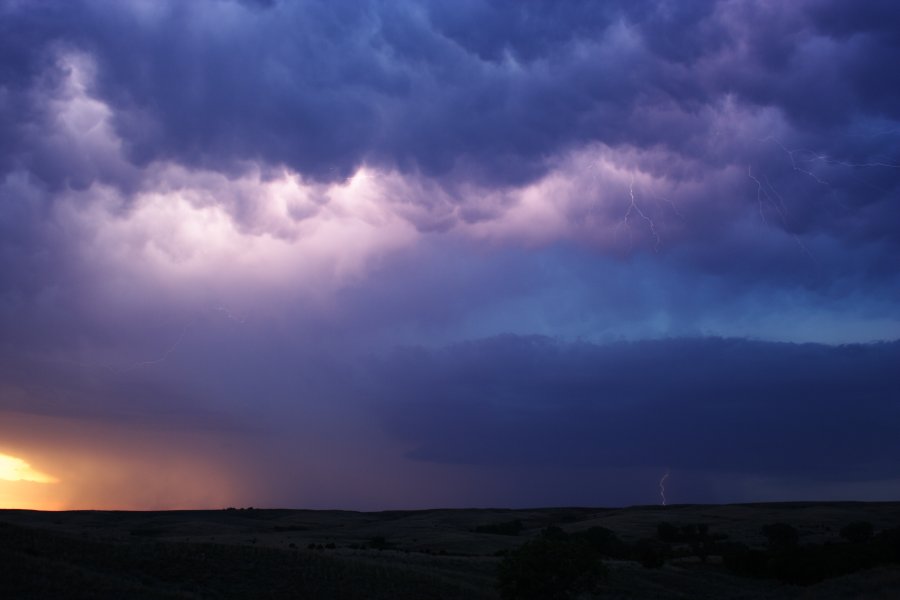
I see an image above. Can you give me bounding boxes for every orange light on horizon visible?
[0,452,61,510]
[0,452,58,484]
[2,410,245,511]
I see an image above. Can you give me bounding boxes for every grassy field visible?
[1,502,899,598]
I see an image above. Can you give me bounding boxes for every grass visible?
[1,501,899,599]
[0,521,491,599]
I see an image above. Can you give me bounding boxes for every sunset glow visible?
[0,452,59,509]
[0,453,57,484]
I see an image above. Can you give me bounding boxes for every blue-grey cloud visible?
[373,336,900,480]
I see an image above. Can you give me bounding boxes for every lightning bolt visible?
[651,190,685,221]
[747,165,818,264]
[659,470,670,507]
[615,173,661,252]
[747,165,769,225]
[750,129,899,263]
[762,136,832,187]
[114,320,194,373]
[211,304,247,325]
[61,304,247,374]
[762,135,900,196]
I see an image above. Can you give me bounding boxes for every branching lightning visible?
[748,164,818,263]
[615,173,661,252]
[652,190,685,222]
[762,136,832,187]
[750,131,900,263]
[762,135,900,196]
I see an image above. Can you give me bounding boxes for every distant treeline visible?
[723,521,900,585]
[496,520,900,599]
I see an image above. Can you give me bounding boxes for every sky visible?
[1,0,899,510]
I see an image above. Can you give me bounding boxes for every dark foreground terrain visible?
[1,502,899,599]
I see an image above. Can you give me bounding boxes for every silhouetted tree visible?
[367,536,390,550]
[475,520,524,536]
[657,522,679,542]
[573,526,628,558]
[691,539,711,563]
[840,521,874,543]
[539,525,569,541]
[634,539,667,568]
[497,537,606,600]
[656,521,710,543]
[761,523,799,550]
[874,526,900,562]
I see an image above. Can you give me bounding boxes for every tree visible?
[657,522,680,542]
[840,521,874,543]
[761,523,799,550]
[573,526,628,558]
[634,538,667,568]
[497,537,606,600]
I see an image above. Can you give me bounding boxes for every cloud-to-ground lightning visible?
[659,470,670,506]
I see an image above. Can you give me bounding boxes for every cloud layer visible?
[374,336,900,478]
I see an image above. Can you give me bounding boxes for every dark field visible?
[2,502,899,599]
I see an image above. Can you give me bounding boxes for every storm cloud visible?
[374,336,900,479]
[1,0,899,508]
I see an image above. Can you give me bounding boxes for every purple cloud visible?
[1,0,899,508]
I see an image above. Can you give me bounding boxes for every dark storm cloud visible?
[811,0,900,38]
[0,0,893,269]
[1,0,896,183]
[373,336,900,480]
[0,0,895,285]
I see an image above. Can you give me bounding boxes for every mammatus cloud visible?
[1,1,898,244]
[2,46,897,305]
